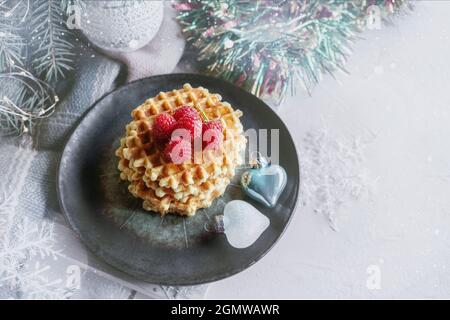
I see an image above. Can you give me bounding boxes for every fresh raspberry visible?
[174,115,202,141]
[173,106,199,121]
[153,113,176,142]
[203,120,223,133]
[202,120,224,150]
[163,138,191,164]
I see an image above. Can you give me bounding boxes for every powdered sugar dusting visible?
[299,130,376,230]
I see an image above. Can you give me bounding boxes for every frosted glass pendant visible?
[213,200,270,249]
[241,159,287,208]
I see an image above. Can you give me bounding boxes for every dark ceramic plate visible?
[57,74,299,286]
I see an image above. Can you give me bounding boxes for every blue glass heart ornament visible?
[241,163,287,208]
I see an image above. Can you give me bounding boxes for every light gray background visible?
[206,1,450,299]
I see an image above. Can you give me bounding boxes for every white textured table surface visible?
[207,2,450,299]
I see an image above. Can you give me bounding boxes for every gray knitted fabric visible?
[0,52,206,299]
[33,55,123,151]
[1,53,121,224]
[0,3,207,297]
[0,53,126,298]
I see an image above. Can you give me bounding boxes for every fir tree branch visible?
[0,1,27,71]
[30,0,75,83]
[0,23,25,71]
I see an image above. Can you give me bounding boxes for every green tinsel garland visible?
[176,0,412,104]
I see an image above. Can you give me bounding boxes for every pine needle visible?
[0,0,75,136]
[30,0,75,83]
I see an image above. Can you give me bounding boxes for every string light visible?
[0,66,58,136]
[0,0,73,136]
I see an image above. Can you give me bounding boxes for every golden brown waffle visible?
[116,84,246,216]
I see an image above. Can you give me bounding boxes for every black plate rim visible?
[57,73,300,286]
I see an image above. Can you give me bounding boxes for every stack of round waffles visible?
[116,84,247,216]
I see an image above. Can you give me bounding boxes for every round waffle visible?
[116,84,247,216]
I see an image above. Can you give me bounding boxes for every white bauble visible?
[80,1,164,52]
